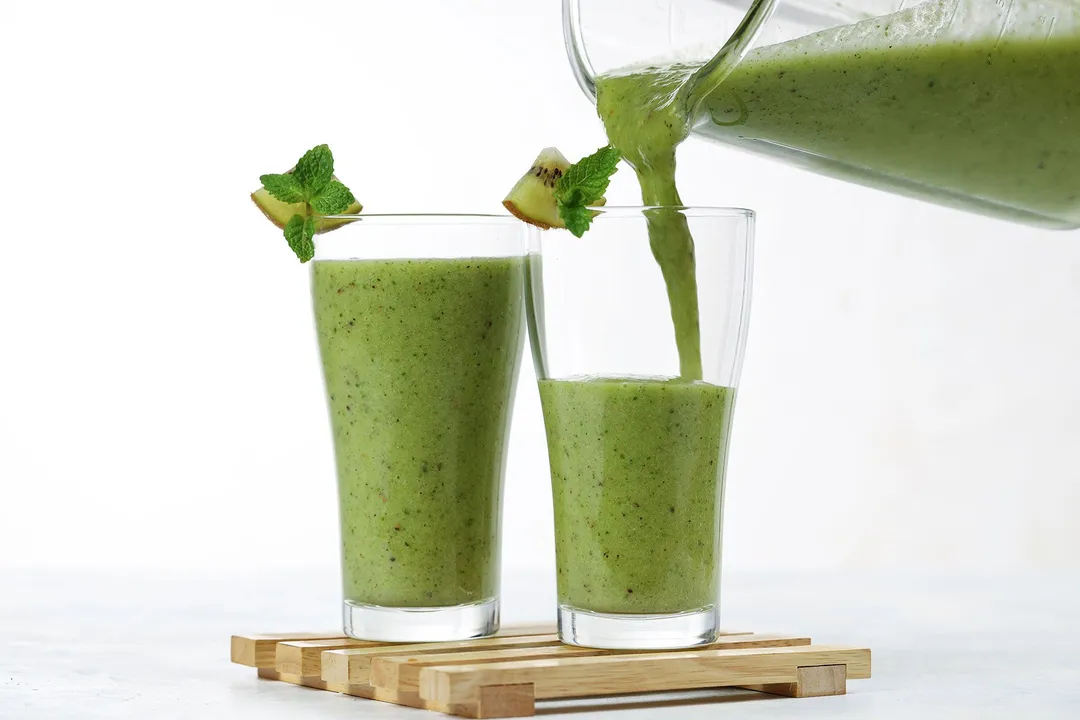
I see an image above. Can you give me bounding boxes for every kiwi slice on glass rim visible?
[502,147,573,229]
[251,170,362,233]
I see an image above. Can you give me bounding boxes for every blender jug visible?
[564,0,1080,229]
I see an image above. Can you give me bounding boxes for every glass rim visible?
[320,206,755,224]
[318,213,520,226]
[588,206,754,218]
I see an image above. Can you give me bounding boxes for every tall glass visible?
[312,215,526,642]
[526,207,754,649]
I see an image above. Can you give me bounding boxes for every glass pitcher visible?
[564,0,1080,229]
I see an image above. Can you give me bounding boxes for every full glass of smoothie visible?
[312,215,526,642]
[526,207,754,649]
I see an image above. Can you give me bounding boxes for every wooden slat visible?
[275,638,386,676]
[322,634,563,685]
[231,633,344,668]
[373,633,810,693]
[347,686,476,717]
[477,684,535,719]
[258,670,406,702]
[231,623,553,672]
[319,628,749,685]
[259,668,490,716]
[419,645,871,705]
[744,664,848,698]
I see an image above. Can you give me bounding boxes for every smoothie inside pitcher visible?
[590,0,1080,229]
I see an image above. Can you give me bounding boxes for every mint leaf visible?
[303,216,317,258]
[559,205,595,238]
[554,146,620,207]
[293,144,334,198]
[259,173,305,204]
[284,213,316,263]
[310,181,357,215]
[553,146,621,236]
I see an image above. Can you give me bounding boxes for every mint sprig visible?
[553,145,621,237]
[259,144,357,263]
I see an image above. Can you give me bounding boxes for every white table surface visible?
[2,568,1078,719]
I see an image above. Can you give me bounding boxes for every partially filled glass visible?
[526,207,754,648]
[312,215,526,641]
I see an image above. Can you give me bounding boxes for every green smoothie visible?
[559,0,1079,624]
[540,377,735,614]
[704,34,1080,226]
[594,14,1080,378]
[596,71,702,380]
[549,37,739,621]
[313,256,525,608]
[594,1,1080,379]
[598,16,1080,227]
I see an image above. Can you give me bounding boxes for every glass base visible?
[343,598,499,642]
[558,604,719,649]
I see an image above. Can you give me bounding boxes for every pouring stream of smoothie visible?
[597,0,1080,379]
[597,64,704,380]
[594,4,768,381]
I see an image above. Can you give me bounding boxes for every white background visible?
[1,0,1078,582]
